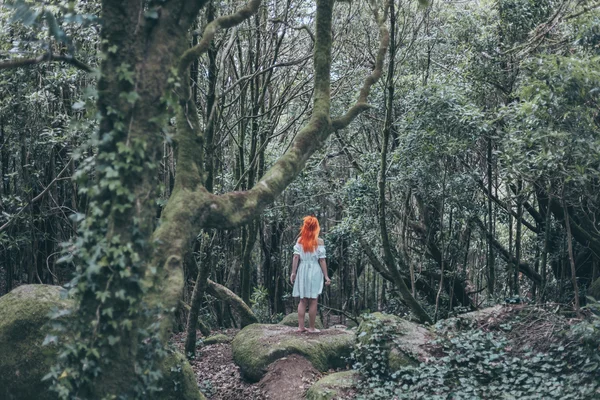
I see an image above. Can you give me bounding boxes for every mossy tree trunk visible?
[28,0,392,396]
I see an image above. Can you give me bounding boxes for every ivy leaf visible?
[107,335,120,346]
[42,335,58,346]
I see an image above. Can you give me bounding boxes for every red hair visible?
[298,216,320,253]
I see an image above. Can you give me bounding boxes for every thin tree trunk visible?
[514,180,523,296]
[563,197,582,316]
[185,234,211,359]
[487,135,495,296]
[207,279,258,327]
[434,163,448,322]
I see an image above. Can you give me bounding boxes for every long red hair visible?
[298,216,320,253]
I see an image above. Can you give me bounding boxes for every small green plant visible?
[250,286,278,323]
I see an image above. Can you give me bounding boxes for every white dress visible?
[292,242,327,299]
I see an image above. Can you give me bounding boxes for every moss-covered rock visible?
[232,324,354,382]
[279,312,324,329]
[357,312,433,371]
[0,284,205,400]
[203,333,231,345]
[305,370,359,400]
[0,285,72,400]
[158,350,206,400]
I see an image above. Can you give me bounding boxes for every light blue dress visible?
[292,241,327,299]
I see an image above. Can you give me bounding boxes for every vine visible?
[42,64,175,398]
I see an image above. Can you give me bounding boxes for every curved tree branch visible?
[473,217,542,285]
[179,0,262,74]
[0,52,91,72]
[331,1,389,130]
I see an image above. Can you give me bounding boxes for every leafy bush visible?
[250,286,283,324]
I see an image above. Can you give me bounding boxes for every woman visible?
[290,216,331,333]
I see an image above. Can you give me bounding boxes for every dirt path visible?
[190,340,266,399]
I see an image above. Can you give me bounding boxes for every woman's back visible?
[293,239,326,262]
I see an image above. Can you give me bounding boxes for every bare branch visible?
[564,2,600,19]
[0,159,74,233]
[0,52,92,72]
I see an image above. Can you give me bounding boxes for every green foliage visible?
[250,286,283,323]
[572,297,600,349]
[351,314,395,382]
[355,315,600,399]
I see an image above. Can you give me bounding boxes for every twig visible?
[0,159,73,233]
[320,304,361,325]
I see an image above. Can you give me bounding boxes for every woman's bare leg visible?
[297,298,307,332]
[307,297,320,332]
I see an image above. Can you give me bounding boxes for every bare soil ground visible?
[171,329,323,400]
[258,354,321,400]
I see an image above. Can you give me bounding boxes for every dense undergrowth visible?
[353,302,600,399]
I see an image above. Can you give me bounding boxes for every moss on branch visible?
[179,0,262,74]
[206,279,258,327]
[331,0,390,130]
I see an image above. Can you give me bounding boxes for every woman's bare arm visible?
[319,258,331,285]
[290,255,300,283]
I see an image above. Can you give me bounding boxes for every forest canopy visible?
[0,0,599,399]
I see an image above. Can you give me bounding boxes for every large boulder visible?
[305,370,359,400]
[0,285,72,400]
[279,312,324,329]
[356,312,433,371]
[0,284,205,400]
[232,324,354,382]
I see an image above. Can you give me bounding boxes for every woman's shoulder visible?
[317,238,324,245]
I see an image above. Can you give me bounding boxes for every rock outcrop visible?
[0,284,205,400]
[0,285,72,400]
[356,312,433,371]
[279,312,324,329]
[232,324,354,382]
[305,370,359,400]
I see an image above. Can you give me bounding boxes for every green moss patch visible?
[158,350,207,400]
[305,370,359,400]
[279,312,324,329]
[232,324,354,382]
[202,334,232,345]
[0,285,72,400]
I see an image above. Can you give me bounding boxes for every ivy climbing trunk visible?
[50,0,391,397]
